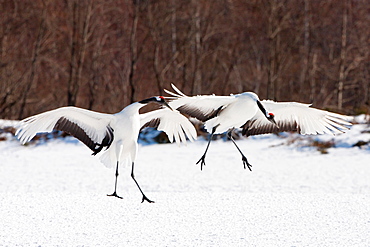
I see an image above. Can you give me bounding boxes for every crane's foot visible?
[141,195,155,203]
[107,191,123,199]
[242,155,252,171]
[196,155,206,171]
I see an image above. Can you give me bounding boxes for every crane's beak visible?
[269,118,279,128]
[163,101,173,111]
[157,96,173,111]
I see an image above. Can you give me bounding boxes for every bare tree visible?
[67,0,93,106]
[299,0,311,99]
[266,0,291,100]
[18,7,47,119]
[191,0,202,95]
[337,0,348,110]
[2,0,370,119]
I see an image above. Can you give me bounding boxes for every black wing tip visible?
[140,118,161,132]
[54,117,114,155]
[241,120,299,136]
[177,105,223,122]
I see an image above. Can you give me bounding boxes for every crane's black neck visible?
[256,100,268,118]
[138,96,172,110]
[139,97,158,104]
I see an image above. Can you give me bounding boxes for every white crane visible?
[16,96,197,203]
[165,84,352,171]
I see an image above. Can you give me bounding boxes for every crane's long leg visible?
[196,127,217,170]
[227,130,252,171]
[131,162,154,203]
[107,161,123,199]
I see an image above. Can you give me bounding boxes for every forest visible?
[1,0,370,119]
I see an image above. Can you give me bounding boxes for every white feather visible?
[140,108,197,145]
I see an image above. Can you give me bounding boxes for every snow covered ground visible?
[0,119,369,246]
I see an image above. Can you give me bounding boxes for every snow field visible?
[0,122,369,246]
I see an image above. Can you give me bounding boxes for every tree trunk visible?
[67,1,92,106]
[18,9,46,119]
[338,0,348,110]
[128,2,139,103]
[191,0,202,95]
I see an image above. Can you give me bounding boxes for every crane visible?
[16,96,197,203]
[165,84,352,171]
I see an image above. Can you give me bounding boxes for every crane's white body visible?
[165,83,352,171]
[99,103,142,169]
[16,97,197,202]
[204,93,260,134]
[165,84,352,136]
[17,102,196,168]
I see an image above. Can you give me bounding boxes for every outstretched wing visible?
[16,106,115,155]
[140,108,197,144]
[242,101,352,136]
[165,83,234,122]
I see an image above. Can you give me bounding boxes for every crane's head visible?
[266,112,277,126]
[256,100,278,127]
[139,96,173,110]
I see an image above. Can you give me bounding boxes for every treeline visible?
[1,0,369,119]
